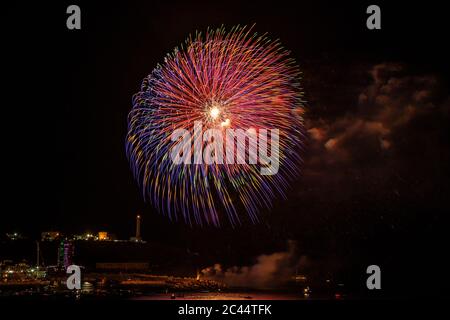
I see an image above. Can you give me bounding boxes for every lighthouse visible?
[136,214,141,241]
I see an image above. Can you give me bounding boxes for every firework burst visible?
[126,25,305,226]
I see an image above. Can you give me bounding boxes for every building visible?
[98,231,109,241]
[95,262,149,271]
[57,240,74,269]
[41,231,61,241]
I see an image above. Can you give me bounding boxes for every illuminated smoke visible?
[200,241,307,288]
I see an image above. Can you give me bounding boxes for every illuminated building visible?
[41,231,60,241]
[130,214,142,242]
[98,231,109,241]
[57,240,74,269]
[73,233,97,241]
[136,215,141,241]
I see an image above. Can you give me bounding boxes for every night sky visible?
[3,1,449,295]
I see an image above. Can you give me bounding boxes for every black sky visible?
[3,1,450,295]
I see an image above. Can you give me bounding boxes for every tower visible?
[136,214,141,241]
[57,240,74,269]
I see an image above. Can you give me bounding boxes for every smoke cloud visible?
[200,241,307,289]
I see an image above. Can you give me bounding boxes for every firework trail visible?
[126,25,305,226]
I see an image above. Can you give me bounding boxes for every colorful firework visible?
[126,25,305,226]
